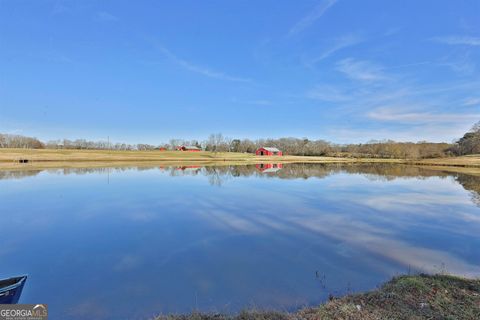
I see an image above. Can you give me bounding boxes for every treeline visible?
[0,134,44,149]
[231,138,452,159]
[449,122,480,155]
[2,124,480,159]
[0,134,157,151]
[336,141,452,159]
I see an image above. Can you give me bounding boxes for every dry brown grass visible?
[0,148,399,167]
[299,274,480,320]
[2,149,480,172]
[152,274,480,320]
[408,155,480,167]
[0,148,255,162]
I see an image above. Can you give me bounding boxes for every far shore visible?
[1,148,480,172]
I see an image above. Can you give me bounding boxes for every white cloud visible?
[288,0,338,37]
[95,11,119,22]
[307,34,363,65]
[325,124,471,144]
[464,97,480,106]
[431,37,478,74]
[441,55,476,75]
[306,84,351,102]
[385,61,431,70]
[154,45,252,83]
[336,58,387,81]
[367,107,480,124]
[432,35,480,46]
[304,76,480,142]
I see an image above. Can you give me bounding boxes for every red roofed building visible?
[176,145,202,152]
[255,147,283,156]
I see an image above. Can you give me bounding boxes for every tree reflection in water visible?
[2,163,480,206]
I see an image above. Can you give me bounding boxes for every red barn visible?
[255,147,283,156]
[176,145,201,152]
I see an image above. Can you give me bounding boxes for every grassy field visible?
[0,148,398,169]
[1,148,480,171]
[0,148,396,163]
[153,274,480,320]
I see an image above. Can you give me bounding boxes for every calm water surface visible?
[1,163,480,319]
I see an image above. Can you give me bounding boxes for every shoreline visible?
[152,274,480,320]
[1,149,480,172]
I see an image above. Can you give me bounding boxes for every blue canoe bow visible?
[0,275,27,304]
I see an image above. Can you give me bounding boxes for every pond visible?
[1,163,479,319]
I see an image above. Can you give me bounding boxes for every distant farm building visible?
[176,145,201,152]
[159,147,167,151]
[255,147,283,156]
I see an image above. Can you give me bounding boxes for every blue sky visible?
[1,0,479,144]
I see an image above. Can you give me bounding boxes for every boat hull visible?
[0,276,27,304]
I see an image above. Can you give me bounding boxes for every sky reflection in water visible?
[0,164,479,319]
